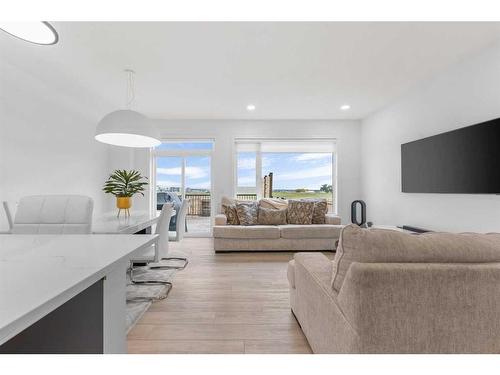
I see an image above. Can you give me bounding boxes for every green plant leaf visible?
[102,169,149,197]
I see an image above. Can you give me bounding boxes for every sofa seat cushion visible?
[279,224,341,239]
[213,225,280,239]
[332,224,500,292]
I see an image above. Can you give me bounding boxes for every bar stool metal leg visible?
[149,256,189,270]
[127,265,173,301]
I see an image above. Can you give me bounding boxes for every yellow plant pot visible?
[116,196,132,217]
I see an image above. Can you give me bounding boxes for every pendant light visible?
[0,22,58,45]
[95,69,161,148]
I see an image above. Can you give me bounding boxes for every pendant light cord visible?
[125,69,136,109]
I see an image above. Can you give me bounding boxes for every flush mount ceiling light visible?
[0,21,58,45]
[340,104,351,111]
[246,104,256,111]
[95,69,161,148]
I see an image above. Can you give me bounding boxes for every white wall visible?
[107,120,362,222]
[361,42,500,232]
[4,37,498,234]
[0,60,110,231]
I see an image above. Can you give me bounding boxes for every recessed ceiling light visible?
[0,21,58,45]
[340,104,351,111]
[246,104,256,111]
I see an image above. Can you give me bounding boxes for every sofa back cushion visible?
[332,224,500,292]
[287,200,314,224]
[236,201,259,225]
[257,207,287,225]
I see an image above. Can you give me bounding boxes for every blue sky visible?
[156,143,333,191]
[157,156,211,190]
[238,152,333,190]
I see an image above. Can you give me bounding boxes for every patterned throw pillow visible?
[259,198,288,210]
[286,200,314,225]
[235,202,259,226]
[257,207,287,225]
[301,198,328,224]
[313,200,328,224]
[222,204,240,225]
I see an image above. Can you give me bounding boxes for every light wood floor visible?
[127,238,313,354]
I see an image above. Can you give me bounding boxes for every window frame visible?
[234,138,338,214]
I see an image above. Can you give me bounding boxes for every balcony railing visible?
[185,193,211,216]
[236,194,258,200]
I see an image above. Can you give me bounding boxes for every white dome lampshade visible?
[95,109,161,148]
[0,22,59,45]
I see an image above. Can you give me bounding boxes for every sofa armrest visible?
[325,213,341,225]
[292,252,359,353]
[214,214,227,226]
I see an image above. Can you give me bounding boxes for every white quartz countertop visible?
[92,210,171,234]
[0,234,157,345]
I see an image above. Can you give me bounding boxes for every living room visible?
[2,0,500,373]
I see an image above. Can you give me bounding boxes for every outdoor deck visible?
[186,215,211,235]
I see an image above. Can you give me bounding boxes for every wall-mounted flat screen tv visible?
[401,117,500,194]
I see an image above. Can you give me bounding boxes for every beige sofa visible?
[288,224,500,353]
[213,197,342,252]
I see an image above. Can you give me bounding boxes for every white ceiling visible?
[2,22,500,120]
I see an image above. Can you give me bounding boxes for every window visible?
[235,140,336,212]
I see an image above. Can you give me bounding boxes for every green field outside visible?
[272,191,333,201]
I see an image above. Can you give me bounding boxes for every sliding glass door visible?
[184,155,211,234]
[154,141,213,236]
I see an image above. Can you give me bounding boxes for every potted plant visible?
[103,170,148,217]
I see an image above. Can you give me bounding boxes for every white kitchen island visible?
[0,234,157,354]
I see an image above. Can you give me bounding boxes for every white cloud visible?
[237,157,256,170]
[276,165,332,181]
[187,180,211,189]
[293,153,332,162]
[238,157,273,170]
[237,176,256,186]
[157,166,208,179]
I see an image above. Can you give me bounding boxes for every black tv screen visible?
[401,118,500,194]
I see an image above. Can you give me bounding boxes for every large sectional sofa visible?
[288,224,500,353]
[213,196,342,252]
